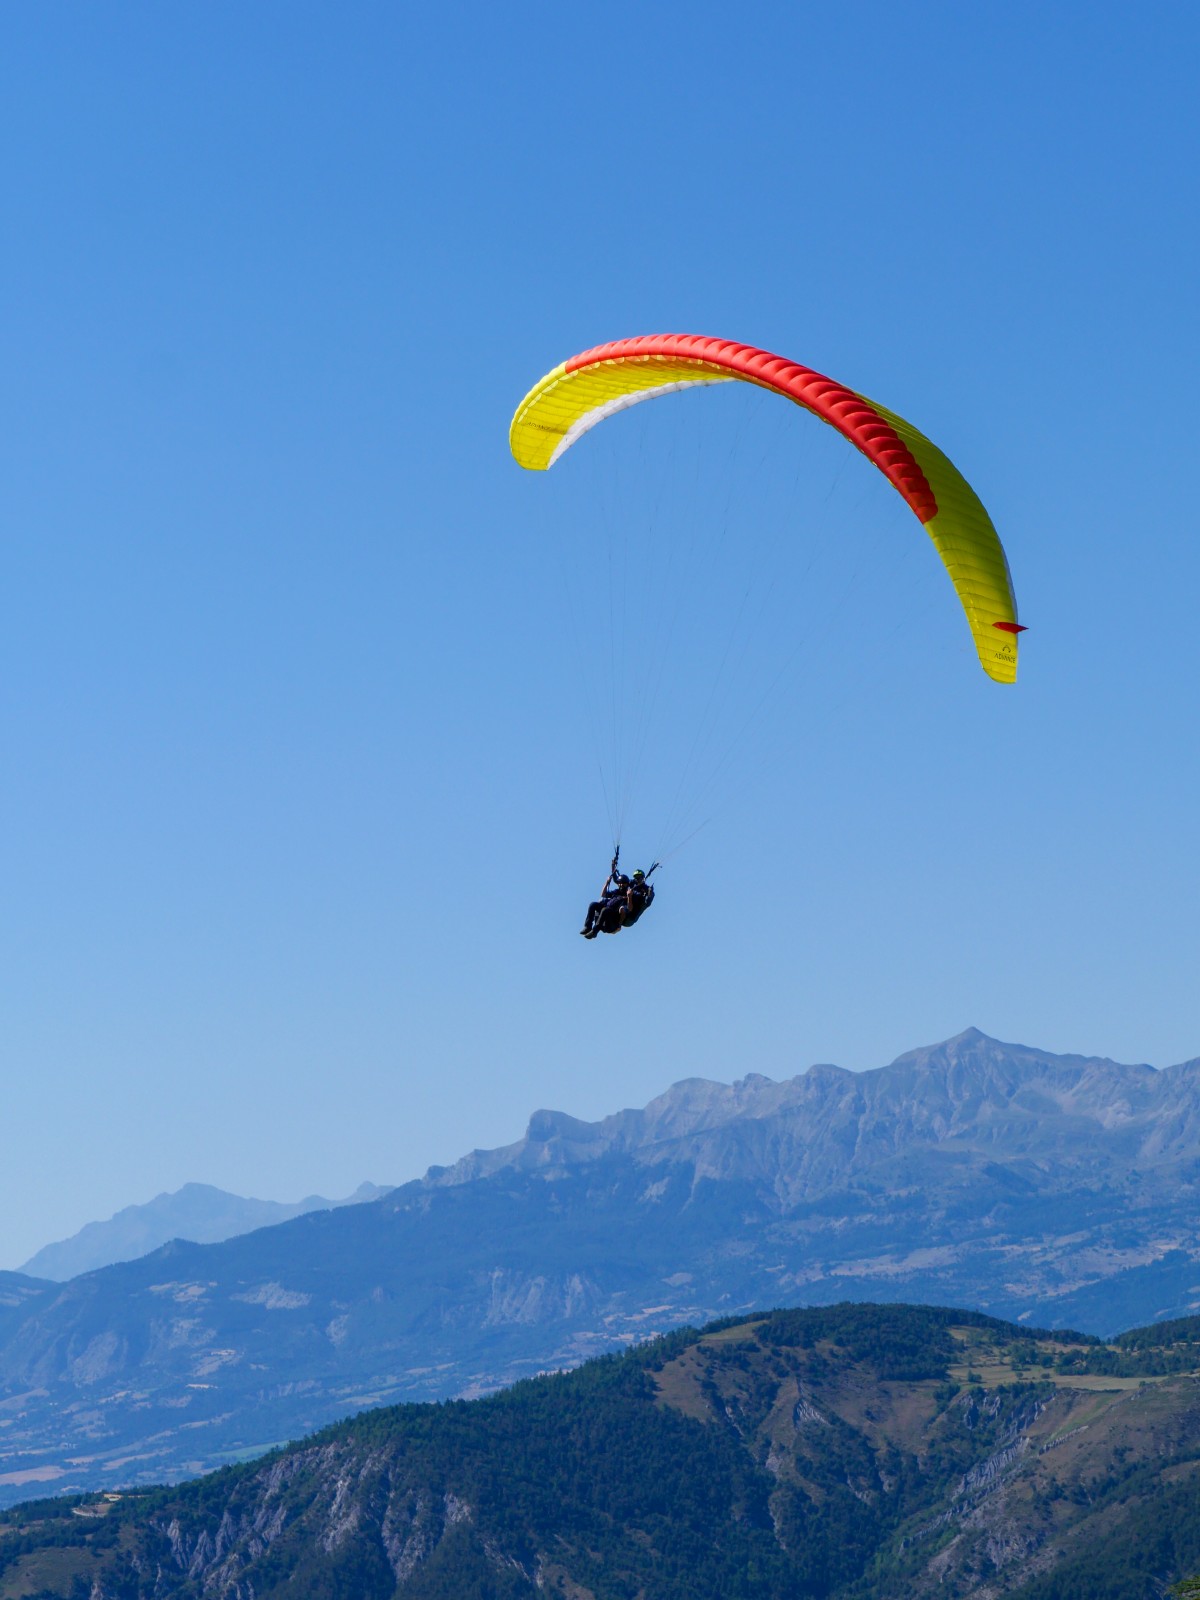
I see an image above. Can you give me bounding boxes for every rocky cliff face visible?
[1,1028,1197,1506]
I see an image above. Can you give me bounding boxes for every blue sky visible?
[2,3,1197,1266]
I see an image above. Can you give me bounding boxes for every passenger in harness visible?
[581,852,657,939]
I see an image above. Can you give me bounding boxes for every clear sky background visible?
[2,3,1197,1268]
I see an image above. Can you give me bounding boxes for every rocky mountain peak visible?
[524,1109,596,1145]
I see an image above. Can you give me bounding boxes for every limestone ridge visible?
[1,1028,1198,1507]
[428,1026,1199,1198]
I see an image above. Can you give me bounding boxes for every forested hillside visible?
[4,1303,1200,1599]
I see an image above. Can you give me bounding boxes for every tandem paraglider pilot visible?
[581,850,657,939]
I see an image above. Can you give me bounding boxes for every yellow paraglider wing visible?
[510,334,1023,683]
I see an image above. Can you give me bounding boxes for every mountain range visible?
[1,1026,1199,1507]
[18,1182,392,1282]
[4,1302,1200,1598]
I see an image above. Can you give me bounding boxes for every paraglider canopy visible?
[510,334,1023,683]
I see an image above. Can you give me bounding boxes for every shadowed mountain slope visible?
[0,1275,51,1346]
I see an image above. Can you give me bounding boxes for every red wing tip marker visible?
[993,621,1028,634]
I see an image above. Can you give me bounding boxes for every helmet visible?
[632,869,645,880]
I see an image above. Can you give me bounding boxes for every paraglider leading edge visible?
[509,333,1024,684]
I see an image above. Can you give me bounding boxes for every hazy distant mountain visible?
[2,1027,1199,1506]
[18,1181,393,1281]
[6,1304,1200,1599]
